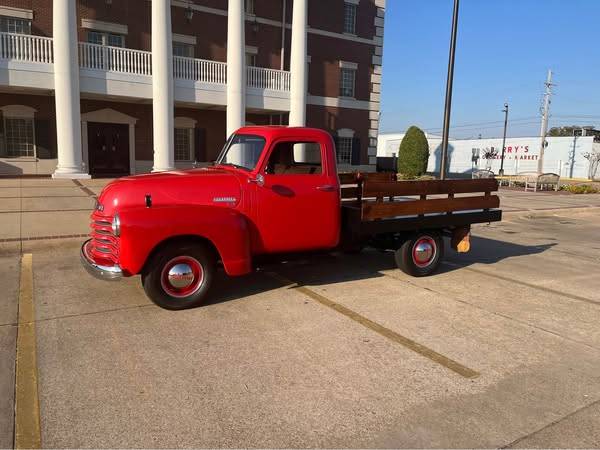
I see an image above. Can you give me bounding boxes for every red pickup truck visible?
[81,126,501,309]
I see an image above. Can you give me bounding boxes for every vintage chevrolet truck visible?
[81,126,502,309]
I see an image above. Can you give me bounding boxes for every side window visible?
[265,141,322,175]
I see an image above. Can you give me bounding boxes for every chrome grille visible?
[88,211,120,265]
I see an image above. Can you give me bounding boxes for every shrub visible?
[559,184,599,194]
[398,126,429,178]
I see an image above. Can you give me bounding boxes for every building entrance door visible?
[88,122,130,177]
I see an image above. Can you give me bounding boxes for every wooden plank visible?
[338,173,358,184]
[363,178,498,198]
[362,195,500,220]
[338,172,396,185]
[341,186,360,199]
[356,210,502,236]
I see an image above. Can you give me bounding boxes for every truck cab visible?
[81,126,342,309]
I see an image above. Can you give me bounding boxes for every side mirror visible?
[248,173,265,187]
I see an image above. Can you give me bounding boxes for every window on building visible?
[343,2,357,34]
[86,30,125,47]
[2,117,35,158]
[174,128,194,161]
[0,16,31,34]
[339,67,356,98]
[336,136,353,164]
[245,0,255,15]
[246,52,257,67]
[173,42,194,58]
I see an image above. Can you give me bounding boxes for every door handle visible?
[316,184,335,192]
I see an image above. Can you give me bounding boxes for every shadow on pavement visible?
[203,236,557,300]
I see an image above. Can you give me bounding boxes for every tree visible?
[398,126,429,178]
[548,125,585,137]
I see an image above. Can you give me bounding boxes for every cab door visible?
[254,138,340,253]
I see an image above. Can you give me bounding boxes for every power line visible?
[421,116,540,132]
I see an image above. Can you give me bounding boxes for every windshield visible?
[216,134,266,171]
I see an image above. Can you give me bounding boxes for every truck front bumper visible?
[80,239,123,281]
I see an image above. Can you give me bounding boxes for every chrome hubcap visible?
[167,264,195,289]
[160,256,204,298]
[412,237,436,267]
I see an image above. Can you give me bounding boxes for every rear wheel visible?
[395,232,443,277]
[142,241,215,310]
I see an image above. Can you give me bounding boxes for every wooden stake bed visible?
[339,173,502,238]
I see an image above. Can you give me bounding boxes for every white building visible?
[378,132,599,179]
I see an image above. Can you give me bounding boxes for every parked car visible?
[81,126,502,309]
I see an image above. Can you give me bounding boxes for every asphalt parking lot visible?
[2,209,600,448]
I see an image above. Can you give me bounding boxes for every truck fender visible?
[117,205,252,277]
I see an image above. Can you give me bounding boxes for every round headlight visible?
[112,214,121,237]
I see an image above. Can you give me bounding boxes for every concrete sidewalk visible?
[1,177,599,252]
[0,178,112,253]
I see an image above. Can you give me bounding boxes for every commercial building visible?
[0,0,385,177]
[378,132,600,180]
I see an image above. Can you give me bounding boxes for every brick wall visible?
[0,0,384,169]
[307,104,370,165]
[0,92,57,158]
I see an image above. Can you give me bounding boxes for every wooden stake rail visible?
[338,173,500,222]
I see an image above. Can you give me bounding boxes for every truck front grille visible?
[88,212,120,265]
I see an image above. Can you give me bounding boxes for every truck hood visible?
[96,167,243,216]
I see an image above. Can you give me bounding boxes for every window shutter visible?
[35,119,56,159]
[351,137,361,165]
[194,127,207,162]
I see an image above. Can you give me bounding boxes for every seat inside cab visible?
[265,141,322,175]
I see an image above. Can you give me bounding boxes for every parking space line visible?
[71,179,97,198]
[267,272,480,379]
[14,253,41,449]
[443,262,600,306]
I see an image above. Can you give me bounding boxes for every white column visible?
[151,0,175,172]
[52,0,89,179]
[289,0,308,127]
[226,0,246,137]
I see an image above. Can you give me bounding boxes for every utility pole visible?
[440,0,460,180]
[538,69,554,173]
[499,102,509,176]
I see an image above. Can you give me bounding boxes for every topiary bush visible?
[398,126,430,178]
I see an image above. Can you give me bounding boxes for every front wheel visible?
[142,242,215,310]
[395,232,444,277]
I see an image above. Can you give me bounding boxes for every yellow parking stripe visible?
[268,272,480,379]
[14,253,41,449]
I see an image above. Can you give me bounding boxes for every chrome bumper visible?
[80,239,123,281]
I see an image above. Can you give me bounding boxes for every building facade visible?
[0,0,385,177]
[378,132,599,180]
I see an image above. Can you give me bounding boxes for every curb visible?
[503,205,600,219]
[0,236,84,256]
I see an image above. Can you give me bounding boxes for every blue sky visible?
[380,0,600,138]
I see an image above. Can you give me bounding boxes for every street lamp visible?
[440,0,460,180]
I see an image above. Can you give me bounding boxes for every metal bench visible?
[472,169,495,179]
[524,173,561,192]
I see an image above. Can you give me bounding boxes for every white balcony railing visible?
[247,66,290,91]
[1,33,291,92]
[173,55,227,84]
[0,32,53,63]
[79,42,152,76]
